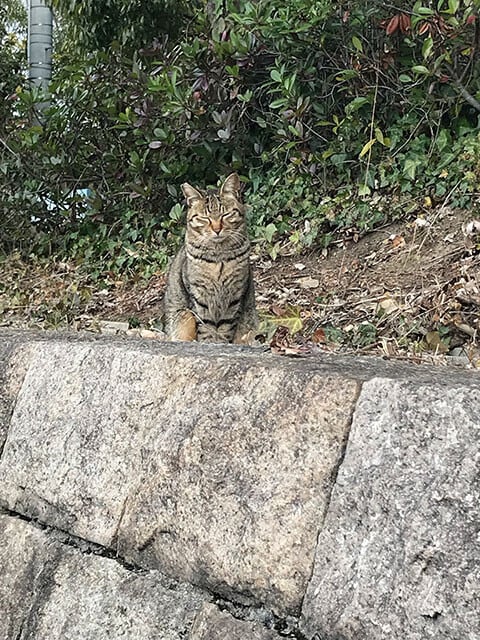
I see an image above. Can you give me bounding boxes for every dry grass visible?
[1,207,479,366]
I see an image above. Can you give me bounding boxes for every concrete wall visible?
[0,330,478,639]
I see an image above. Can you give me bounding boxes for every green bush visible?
[1,0,480,270]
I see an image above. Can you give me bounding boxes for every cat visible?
[163,173,258,344]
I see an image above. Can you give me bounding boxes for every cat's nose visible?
[211,221,223,235]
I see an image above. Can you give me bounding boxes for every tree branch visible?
[446,64,480,112]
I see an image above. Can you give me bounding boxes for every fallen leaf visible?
[312,327,327,343]
[463,219,480,236]
[423,196,432,208]
[376,295,399,315]
[426,330,449,354]
[414,217,429,228]
[259,306,303,338]
[139,329,165,339]
[389,234,406,249]
[269,326,311,357]
[269,304,285,316]
[298,276,320,289]
[456,323,476,338]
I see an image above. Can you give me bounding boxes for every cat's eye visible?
[223,209,241,220]
[190,214,209,228]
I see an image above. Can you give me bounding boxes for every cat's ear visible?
[220,173,241,199]
[182,183,203,205]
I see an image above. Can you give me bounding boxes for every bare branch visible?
[446,64,480,112]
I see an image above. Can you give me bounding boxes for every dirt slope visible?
[1,206,479,365]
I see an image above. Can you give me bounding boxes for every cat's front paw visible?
[171,309,197,341]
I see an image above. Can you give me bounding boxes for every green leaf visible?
[435,128,450,152]
[375,128,384,145]
[169,203,183,220]
[288,124,302,137]
[422,36,434,59]
[447,0,459,13]
[412,65,430,75]
[167,183,178,198]
[264,222,277,242]
[403,158,418,180]
[416,7,435,15]
[238,89,253,102]
[335,70,359,81]
[375,129,390,147]
[270,69,282,83]
[359,138,376,158]
[345,97,369,114]
[269,98,287,109]
[358,183,371,196]
[399,74,412,83]
[330,153,347,166]
[225,65,239,77]
[352,35,363,52]
[153,128,168,140]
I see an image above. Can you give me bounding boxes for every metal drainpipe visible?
[28,0,53,119]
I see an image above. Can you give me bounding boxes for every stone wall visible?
[0,330,478,639]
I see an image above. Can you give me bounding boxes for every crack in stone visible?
[297,379,363,623]
[1,507,304,637]
[0,507,142,574]
[111,493,129,556]
[214,595,307,639]
[323,380,363,521]
[0,345,28,461]
[17,533,64,640]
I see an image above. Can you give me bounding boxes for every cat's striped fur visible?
[163,173,258,343]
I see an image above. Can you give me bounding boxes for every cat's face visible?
[182,173,246,244]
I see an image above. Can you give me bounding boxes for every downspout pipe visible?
[28,0,52,117]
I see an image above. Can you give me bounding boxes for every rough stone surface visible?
[0,338,358,615]
[0,514,61,640]
[189,602,281,639]
[0,343,13,450]
[1,331,480,637]
[0,342,32,452]
[117,362,356,615]
[301,377,480,640]
[0,342,151,543]
[0,514,208,640]
[26,552,206,640]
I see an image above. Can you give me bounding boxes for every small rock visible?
[99,321,130,334]
[138,329,166,340]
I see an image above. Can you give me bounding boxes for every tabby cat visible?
[163,173,258,343]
